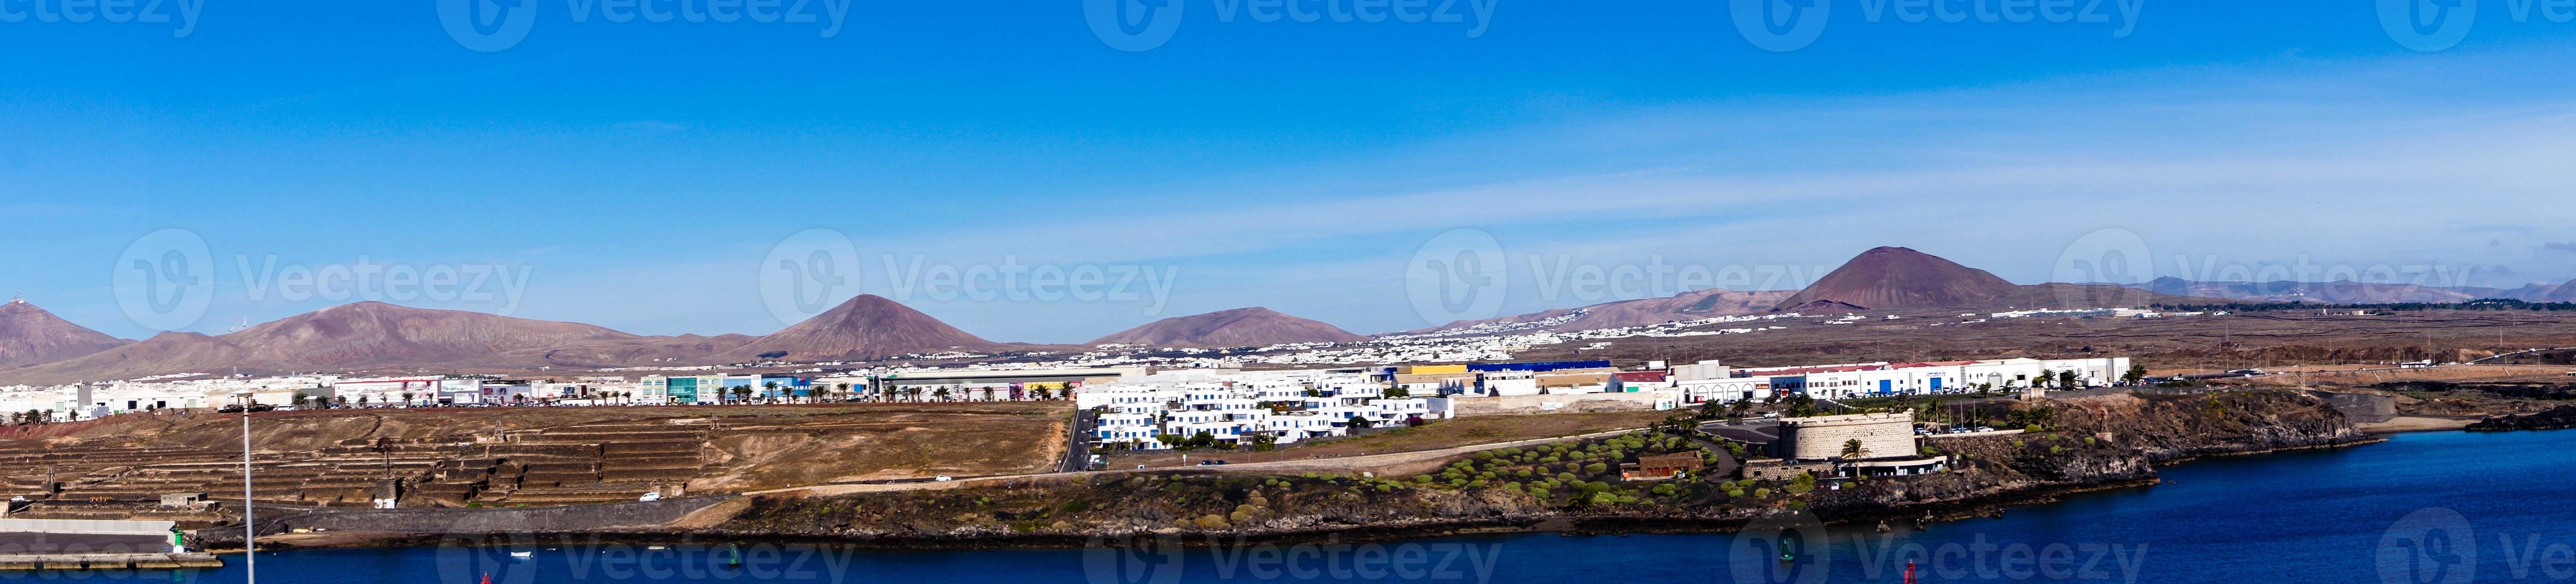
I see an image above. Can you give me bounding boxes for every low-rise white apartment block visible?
[1078,369,1455,451]
[1731,357,2134,401]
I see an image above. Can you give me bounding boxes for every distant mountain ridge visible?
[26,246,2571,384]
[1401,288,1797,336]
[0,300,132,369]
[1091,307,1367,347]
[0,296,997,386]
[2128,276,2576,305]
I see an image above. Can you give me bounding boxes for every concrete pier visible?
[0,552,223,571]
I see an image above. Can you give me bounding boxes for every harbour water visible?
[45,430,2575,583]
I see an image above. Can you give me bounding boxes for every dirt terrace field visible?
[0,403,1071,509]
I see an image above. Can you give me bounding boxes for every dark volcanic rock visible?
[2468,405,2576,432]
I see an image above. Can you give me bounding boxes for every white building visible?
[1078,369,1457,451]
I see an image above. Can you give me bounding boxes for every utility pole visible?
[239,394,257,583]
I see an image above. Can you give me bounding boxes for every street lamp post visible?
[238,393,257,583]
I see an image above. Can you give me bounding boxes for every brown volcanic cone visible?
[0,300,130,368]
[740,295,999,360]
[1091,307,1367,347]
[1771,247,2022,310]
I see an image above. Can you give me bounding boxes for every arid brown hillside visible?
[1091,307,1367,347]
[1772,247,2023,310]
[0,296,1002,384]
[0,300,129,368]
[734,294,1000,361]
[0,302,745,384]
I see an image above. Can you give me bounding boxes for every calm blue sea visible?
[27,430,2571,583]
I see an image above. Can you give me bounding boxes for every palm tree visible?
[932,387,952,402]
[1841,439,1867,461]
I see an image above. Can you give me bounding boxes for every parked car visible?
[637,492,663,502]
[1197,459,1230,466]
[933,476,955,482]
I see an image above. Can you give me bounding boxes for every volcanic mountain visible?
[1770,247,2210,312]
[0,296,1002,384]
[734,294,1001,360]
[1770,247,2023,310]
[0,300,131,368]
[1401,288,1798,336]
[1091,307,1368,348]
[0,302,741,384]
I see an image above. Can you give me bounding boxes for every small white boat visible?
[510,551,535,560]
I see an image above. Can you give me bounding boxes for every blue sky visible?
[5,1,2575,342]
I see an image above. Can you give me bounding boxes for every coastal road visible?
[1057,409,1096,473]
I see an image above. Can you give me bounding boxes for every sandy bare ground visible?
[2356,416,2478,434]
[755,428,1645,498]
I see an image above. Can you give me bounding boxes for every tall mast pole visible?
[241,394,257,583]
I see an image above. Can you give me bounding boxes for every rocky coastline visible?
[2466,405,2576,432]
[677,389,2376,548]
[208,389,2382,551]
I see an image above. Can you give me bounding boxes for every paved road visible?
[1698,419,1780,445]
[1058,409,1096,473]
